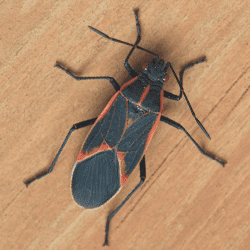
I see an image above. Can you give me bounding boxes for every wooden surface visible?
[1,0,250,249]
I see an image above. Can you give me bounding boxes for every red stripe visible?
[76,142,112,162]
[96,76,139,123]
[139,84,150,104]
[120,76,139,91]
[144,89,164,150]
[97,91,120,122]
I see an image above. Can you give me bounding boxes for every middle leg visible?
[56,65,120,91]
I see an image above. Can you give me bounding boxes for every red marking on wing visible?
[76,142,112,162]
[144,89,164,150]
[93,76,138,125]
[126,99,129,107]
[99,142,111,151]
[120,76,139,91]
[139,84,150,104]
[120,171,129,186]
[122,99,129,131]
[97,91,120,122]
[117,151,129,185]
[117,151,126,163]
[76,151,85,161]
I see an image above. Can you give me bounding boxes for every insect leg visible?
[56,65,120,92]
[160,115,225,166]
[88,26,156,56]
[164,59,210,139]
[164,59,206,101]
[164,90,183,101]
[104,155,146,246]
[25,118,97,187]
[179,58,206,85]
[89,11,159,77]
[123,10,142,77]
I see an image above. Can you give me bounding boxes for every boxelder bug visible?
[26,10,225,246]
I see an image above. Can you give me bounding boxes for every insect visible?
[26,10,225,246]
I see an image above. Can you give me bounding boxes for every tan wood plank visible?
[1,1,250,249]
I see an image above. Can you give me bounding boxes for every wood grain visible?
[1,0,250,249]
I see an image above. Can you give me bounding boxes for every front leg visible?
[124,10,141,78]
